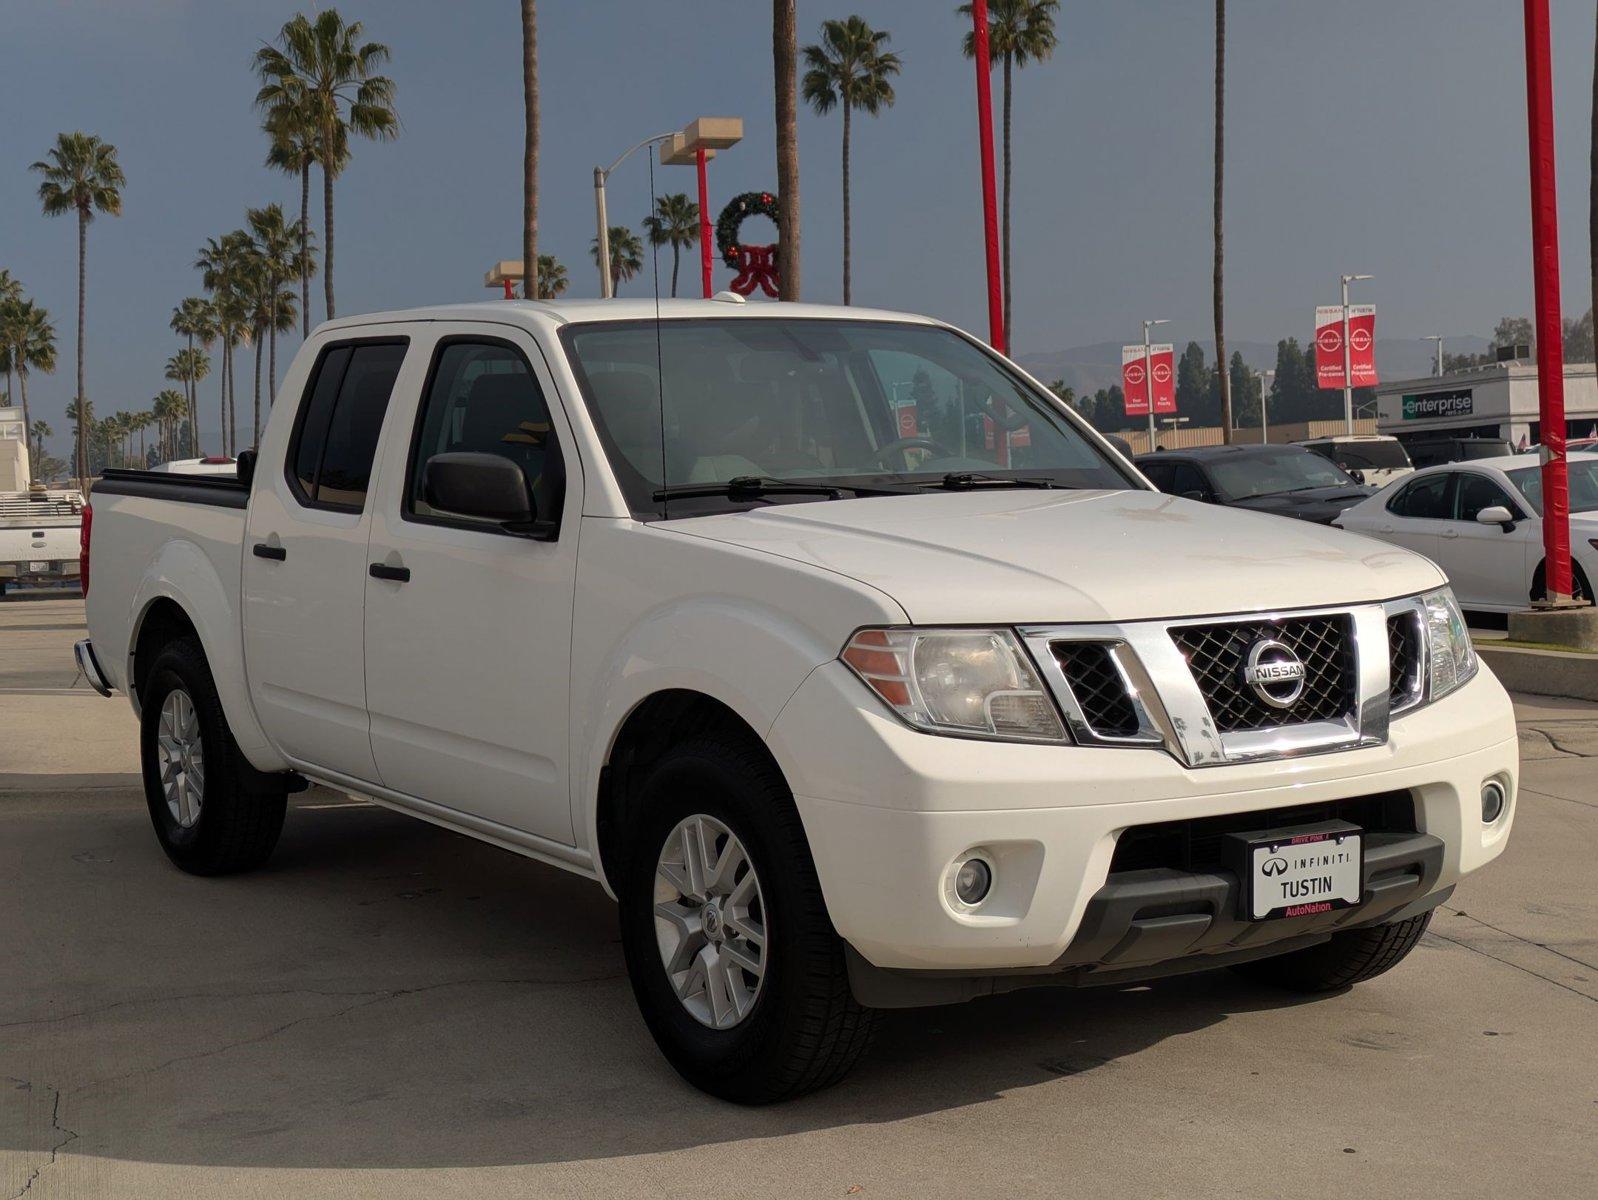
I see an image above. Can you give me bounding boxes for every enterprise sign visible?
[1401,388,1473,420]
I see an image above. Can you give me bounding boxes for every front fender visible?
[126,538,286,770]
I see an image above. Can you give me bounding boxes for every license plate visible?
[1227,820,1363,921]
[27,561,49,573]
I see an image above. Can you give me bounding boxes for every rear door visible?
[242,336,410,781]
[1379,470,1460,578]
[361,329,581,845]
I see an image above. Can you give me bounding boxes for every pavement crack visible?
[4,1077,79,1200]
[1440,905,1598,972]
[1425,930,1596,1003]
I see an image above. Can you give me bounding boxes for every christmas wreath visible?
[715,190,781,268]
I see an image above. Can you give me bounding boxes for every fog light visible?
[1481,780,1507,824]
[953,857,993,906]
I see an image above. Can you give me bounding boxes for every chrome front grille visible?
[1022,598,1428,768]
[1168,615,1355,733]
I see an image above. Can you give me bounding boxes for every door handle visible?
[1378,524,1395,534]
[252,542,286,561]
[369,562,411,583]
[1440,529,1459,539]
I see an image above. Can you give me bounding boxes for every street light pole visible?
[593,131,678,298]
[1340,272,1373,435]
[1143,317,1169,451]
[1258,368,1274,444]
[1424,335,1444,377]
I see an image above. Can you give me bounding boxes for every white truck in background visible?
[0,406,83,596]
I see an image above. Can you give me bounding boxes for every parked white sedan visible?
[1335,452,1598,610]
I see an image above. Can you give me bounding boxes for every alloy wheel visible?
[156,689,205,828]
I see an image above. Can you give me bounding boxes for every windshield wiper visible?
[932,472,1064,490]
[652,475,917,502]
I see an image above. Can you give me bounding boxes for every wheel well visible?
[1531,557,1593,601]
[132,598,200,703]
[595,690,779,889]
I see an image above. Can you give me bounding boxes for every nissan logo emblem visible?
[1350,326,1372,353]
[1125,363,1146,385]
[1316,326,1342,354]
[1241,638,1307,709]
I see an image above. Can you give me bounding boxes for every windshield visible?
[562,318,1134,515]
[1207,449,1359,501]
[1307,439,1411,470]
[1507,458,1598,514]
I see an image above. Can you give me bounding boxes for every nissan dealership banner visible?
[1315,305,1378,389]
[1122,343,1176,416]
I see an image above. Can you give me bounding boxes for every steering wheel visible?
[872,436,955,467]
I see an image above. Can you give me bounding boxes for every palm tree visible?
[774,0,802,300]
[958,0,1058,350]
[254,10,398,321]
[30,131,126,486]
[165,349,209,456]
[521,0,539,301]
[246,203,307,408]
[170,297,216,446]
[1213,0,1232,442]
[803,17,901,306]
[28,420,52,470]
[263,108,322,335]
[0,299,56,473]
[151,390,184,461]
[535,254,567,300]
[590,226,643,296]
[0,270,22,404]
[197,231,254,456]
[643,193,701,298]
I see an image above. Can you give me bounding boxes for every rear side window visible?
[288,340,408,511]
[1389,472,1452,519]
[1169,463,1211,499]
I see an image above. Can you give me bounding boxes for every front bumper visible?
[768,660,1517,977]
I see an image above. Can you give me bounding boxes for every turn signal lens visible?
[841,627,1066,742]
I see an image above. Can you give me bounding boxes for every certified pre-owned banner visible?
[1122,344,1176,416]
[1314,305,1378,389]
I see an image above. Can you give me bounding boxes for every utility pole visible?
[1341,272,1373,435]
[1258,368,1274,444]
[1143,318,1169,451]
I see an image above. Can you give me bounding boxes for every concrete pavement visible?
[2,598,1594,1198]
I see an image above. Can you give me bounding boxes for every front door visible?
[1449,471,1533,610]
[243,337,410,781]
[362,332,581,846]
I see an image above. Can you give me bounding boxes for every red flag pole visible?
[1523,0,1574,602]
[697,148,714,299]
[970,0,1004,356]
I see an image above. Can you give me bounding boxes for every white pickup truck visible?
[79,299,1518,1102]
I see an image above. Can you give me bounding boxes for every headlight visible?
[1422,586,1477,701]
[841,627,1066,742]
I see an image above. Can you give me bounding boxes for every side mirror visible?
[1348,468,1366,485]
[235,448,257,489]
[1180,489,1210,503]
[1475,505,1516,531]
[424,451,548,534]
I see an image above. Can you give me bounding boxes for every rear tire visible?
[139,636,286,875]
[1231,912,1432,992]
[617,732,878,1104]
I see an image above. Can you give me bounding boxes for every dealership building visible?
[1375,360,1598,447]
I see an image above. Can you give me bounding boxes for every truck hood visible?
[667,488,1445,624]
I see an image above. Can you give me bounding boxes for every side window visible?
[406,340,561,529]
[1140,462,1173,491]
[1389,472,1452,519]
[1455,473,1515,522]
[288,340,408,511]
[1169,463,1212,499]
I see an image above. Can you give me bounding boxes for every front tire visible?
[139,636,286,875]
[1231,912,1432,992]
[617,733,877,1104]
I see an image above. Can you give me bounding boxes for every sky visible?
[4,0,1598,458]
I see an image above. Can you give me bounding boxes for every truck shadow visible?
[3,797,1327,1173]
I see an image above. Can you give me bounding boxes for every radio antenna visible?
[648,150,668,520]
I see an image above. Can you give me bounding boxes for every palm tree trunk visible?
[1001,53,1013,353]
[184,332,196,455]
[322,139,336,320]
[227,342,238,457]
[774,0,801,301]
[1591,0,1597,331]
[522,0,540,301]
[269,297,278,408]
[17,373,31,476]
[1213,0,1233,442]
[670,245,680,298]
[252,332,263,448]
[300,164,312,335]
[76,207,88,488]
[842,102,854,305]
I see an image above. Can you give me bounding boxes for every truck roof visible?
[315,297,941,335]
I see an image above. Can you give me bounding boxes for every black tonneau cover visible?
[91,468,249,510]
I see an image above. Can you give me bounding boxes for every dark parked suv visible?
[1136,444,1372,525]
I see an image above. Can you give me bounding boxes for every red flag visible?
[1315,305,1378,388]
[1123,344,1175,415]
